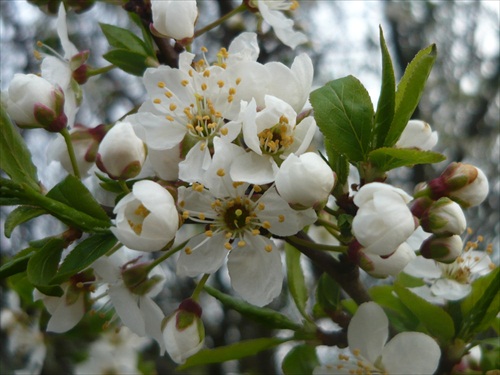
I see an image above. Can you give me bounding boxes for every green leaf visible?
[47,174,110,222]
[103,49,151,76]
[27,237,65,287]
[0,105,40,191]
[314,273,341,316]
[368,147,446,172]
[395,283,455,343]
[129,13,156,58]
[369,285,419,331]
[204,285,301,331]
[459,267,500,339]
[100,23,149,56]
[4,205,46,238]
[282,344,319,375]
[285,243,309,321]
[385,44,437,146]
[52,233,117,284]
[373,26,396,149]
[396,272,426,288]
[310,76,374,162]
[0,247,35,279]
[324,141,349,194]
[177,337,289,370]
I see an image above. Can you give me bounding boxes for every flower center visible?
[185,94,225,140]
[127,203,150,235]
[258,116,294,155]
[222,201,253,231]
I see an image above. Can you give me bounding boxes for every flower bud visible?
[396,120,438,150]
[48,123,107,175]
[96,121,147,180]
[354,242,416,278]
[426,163,489,207]
[420,234,463,263]
[121,261,164,296]
[151,0,198,43]
[5,73,67,132]
[162,298,204,364]
[111,180,179,252]
[419,197,466,236]
[275,152,335,209]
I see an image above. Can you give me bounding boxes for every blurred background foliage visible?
[1,1,498,374]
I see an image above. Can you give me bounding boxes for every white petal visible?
[404,256,442,279]
[46,293,85,333]
[347,302,387,364]
[140,296,166,355]
[176,233,228,277]
[430,279,471,300]
[108,285,145,336]
[381,332,440,374]
[227,235,282,306]
[129,112,186,150]
[230,153,276,184]
[178,143,212,183]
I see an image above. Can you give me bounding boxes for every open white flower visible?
[230,95,317,184]
[111,180,179,252]
[248,0,308,49]
[352,183,416,256]
[405,245,496,301]
[91,252,166,353]
[176,139,316,306]
[314,302,441,374]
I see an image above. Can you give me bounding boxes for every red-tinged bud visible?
[419,197,466,236]
[420,234,463,263]
[410,196,434,218]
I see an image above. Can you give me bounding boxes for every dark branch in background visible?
[286,231,372,305]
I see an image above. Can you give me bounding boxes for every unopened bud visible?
[420,234,463,263]
[96,121,147,180]
[419,197,466,236]
[396,120,438,150]
[151,0,198,41]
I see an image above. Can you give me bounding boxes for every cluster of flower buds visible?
[411,162,489,263]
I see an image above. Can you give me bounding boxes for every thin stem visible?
[323,205,338,217]
[86,64,116,77]
[316,218,340,232]
[146,239,189,271]
[194,3,247,38]
[60,128,81,179]
[288,235,347,253]
[118,180,131,194]
[191,273,211,301]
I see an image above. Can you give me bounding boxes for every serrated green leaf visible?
[0,247,35,279]
[4,205,46,238]
[385,44,437,146]
[204,285,301,331]
[27,237,65,287]
[310,76,374,162]
[315,273,341,315]
[177,337,290,370]
[0,105,40,191]
[460,267,500,339]
[373,27,396,149]
[368,147,446,172]
[103,49,150,76]
[52,233,117,284]
[99,23,149,56]
[47,174,109,222]
[285,243,309,321]
[395,283,455,343]
[282,344,319,375]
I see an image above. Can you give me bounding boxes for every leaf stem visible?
[60,128,81,179]
[194,4,247,38]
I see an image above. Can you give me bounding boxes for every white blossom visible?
[151,0,198,42]
[396,120,438,150]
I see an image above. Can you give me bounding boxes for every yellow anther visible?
[185,247,192,255]
[252,229,260,235]
[290,0,299,10]
[232,181,244,188]
[205,230,213,237]
[169,103,177,111]
[76,282,84,288]
[217,168,226,177]
[258,203,266,210]
[217,80,225,88]
[203,70,210,77]
[153,98,161,104]
[265,244,272,252]
[200,142,207,151]
[278,215,285,223]
[181,80,189,86]
[157,81,166,88]
[238,240,246,247]
[198,213,206,220]
[235,209,243,217]
[227,95,234,103]
[182,211,190,219]
[235,77,242,85]
[224,242,232,250]
[262,221,271,229]
[201,46,208,53]
[477,235,484,242]
[253,185,262,193]
[165,91,173,98]
[201,83,208,91]
[220,127,228,136]
[134,204,150,217]
[229,87,236,95]
[179,200,185,207]
[166,115,174,122]
[188,69,194,77]
[467,227,473,235]
[352,348,361,356]
[193,183,204,192]
[34,50,42,60]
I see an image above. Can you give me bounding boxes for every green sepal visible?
[285,243,310,321]
[384,44,437,147]
[0,105,40,191]
[4,205,46,238]
[177,337,290,371]
[51,232,117,284]
[373,26,396,149]
[282,344,319,375]
[368,147,446,172]
[204,285,301,331]
[310,75,374,162]
[394,283,455,343]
